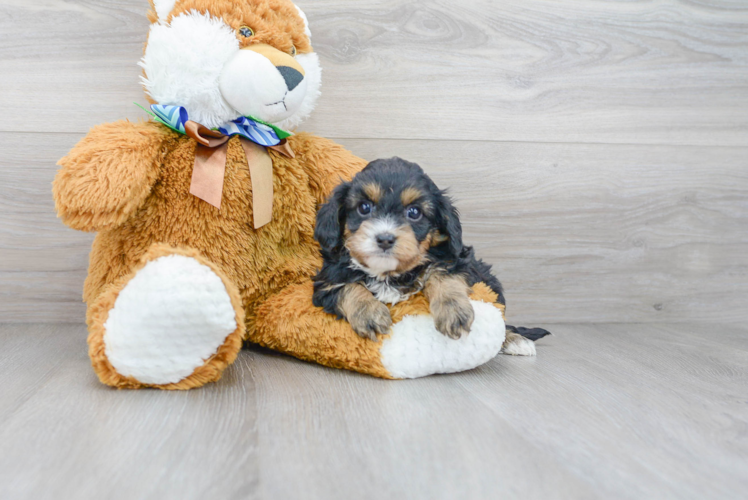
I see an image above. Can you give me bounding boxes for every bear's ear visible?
[149,0,178,23]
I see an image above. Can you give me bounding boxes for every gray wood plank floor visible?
[1,323,746,500]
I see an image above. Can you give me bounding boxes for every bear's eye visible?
[290,45,297,57]
[238,26,254,38]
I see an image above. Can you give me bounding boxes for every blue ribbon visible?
[149,104,290,147]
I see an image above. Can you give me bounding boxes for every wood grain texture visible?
[0,0,747,145]
[1,323,746,499]
[0,324,259,500]
[0,0,747,323]
[2,131,746,324]
[0,132,93,322]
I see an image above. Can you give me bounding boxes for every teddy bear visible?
[52,0,536,390]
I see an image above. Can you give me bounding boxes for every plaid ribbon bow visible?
[148,104,292,147]
[138,104,294,228]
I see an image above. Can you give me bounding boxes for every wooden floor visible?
[1,323,746,500]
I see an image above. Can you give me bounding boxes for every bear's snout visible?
[219,43,308,124]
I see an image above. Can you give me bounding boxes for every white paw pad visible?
[380,301,506,379]
[502,335,537,356]
[103,255,238,385]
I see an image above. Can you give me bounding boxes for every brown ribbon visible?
[240,139,273,229]
[185,120,293,229]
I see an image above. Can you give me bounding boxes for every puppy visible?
[312,157,550,353]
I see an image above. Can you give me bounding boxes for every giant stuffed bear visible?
[53,0,535,390]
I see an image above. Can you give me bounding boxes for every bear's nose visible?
[276,66,304,91]
[376,233,396,251]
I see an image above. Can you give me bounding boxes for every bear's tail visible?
[505,325,552,342]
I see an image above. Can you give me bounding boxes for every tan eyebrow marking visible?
[401,187,424,206]
[363,183,383,203]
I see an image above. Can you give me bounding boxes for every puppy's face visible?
[344,179,438,277]
[315,158,463,279]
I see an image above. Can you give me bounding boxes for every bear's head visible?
[141,0,320,131]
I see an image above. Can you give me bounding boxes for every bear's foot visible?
[379,300,506,378]
[87,244,245,389]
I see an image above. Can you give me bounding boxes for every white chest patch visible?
[365,279,410,305]
[350,257,427,305]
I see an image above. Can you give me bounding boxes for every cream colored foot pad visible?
[104,255,237,385]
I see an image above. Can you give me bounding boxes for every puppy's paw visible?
[502,332,537,356]
[432,297,475,340]
[348,300,393,342]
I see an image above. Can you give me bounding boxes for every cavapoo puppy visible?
[312,157,549,353]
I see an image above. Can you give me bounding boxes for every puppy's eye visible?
[358,202,372,216]
[290,45,297,57]
[238,26,254,38]
[406,206,422,221]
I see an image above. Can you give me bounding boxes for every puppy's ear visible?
[315,182,350,254]
[436,191,463,257]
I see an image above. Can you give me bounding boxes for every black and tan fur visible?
[313,157,550,346]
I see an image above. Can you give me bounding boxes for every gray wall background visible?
[1,0,746,324]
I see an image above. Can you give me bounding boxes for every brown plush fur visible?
[149,0,312,55]
[54,120,366,387]
[56,123,367,323]
[143,0,312,105]
[54,120,176,231]
[253,282,505,379]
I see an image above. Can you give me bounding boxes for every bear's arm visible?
[53,120,177,232]
[289,133,368,204]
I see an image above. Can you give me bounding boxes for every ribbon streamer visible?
[141,104,295,228]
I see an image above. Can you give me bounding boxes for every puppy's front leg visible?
[424,273,475,339]
[337,283,393,341]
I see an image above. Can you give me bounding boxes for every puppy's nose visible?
[376,233,396,250]
[277,66,304,91]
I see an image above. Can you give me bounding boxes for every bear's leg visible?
[252,282,508,379]
[87,244,245,390]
